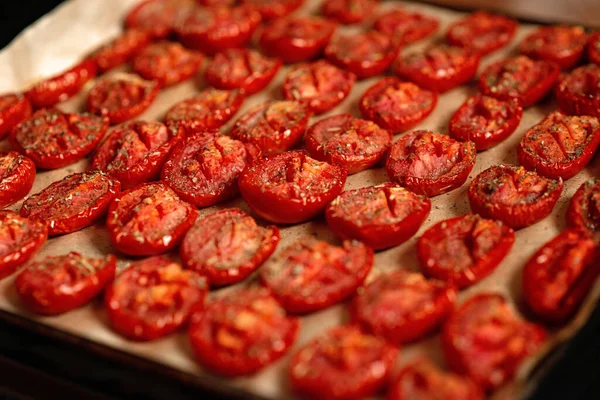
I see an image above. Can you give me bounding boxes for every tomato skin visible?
[289,325,398,400]
[91,29,151,73]
[125,0,196,39]
[239,150,347,224]
[0,211,47,279]
[446,11,517,56]
[555,64,600,118]
[519,26,588,70]
[20,171,120,236]
[589,32,600,66]
[359,77,438,133]
[15,252,116,315]
[385,130,476,197]
[0,152,36,209]
[417,214,515,289]
[517,111,600,180]
[374,9,439,45]
[449,94,522,151]
[105,256,208,341]
[566,178,600,232]
[241,0,304,20]
[322,0,377,25]
[0,93,31,139]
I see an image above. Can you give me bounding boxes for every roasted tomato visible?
[374,9,439,45]
[442,293,546,390]
[305,113,391,174]
[231,100,310,155]
[289,325,397,400]
[124,0,196,39]
[132,41,204,88]
[395,44,480,93]
[326,183,430,250]
[259,17,337,64]
[517,111,600,180]
[478,56,560,108]
[385,130,476,197]
[239,150,347,224]
[107,182,197,256]
[449,94,523,151]
[15,252,116,315]
[241,0,303,20]
[0,211,47,279]
[519,26,588,70]
[25,59,96,108]
[359,77,437,133]
[91,29,151,73]
[87,74,159,125]
[20,171,120,236]
[205,49,281,95]
[445,11,517,56]
[589,32,600,65]
[417,214,515,289]
[322,0,377,25]
[555,64,600,118]
[0,152,35,209]
[189,285,298,376]
[164,89,245,137]
[260,237,372,313]
[567,178,600,232]
[105,256,207,341]
[0,93,31,139]
[10,108,109,170]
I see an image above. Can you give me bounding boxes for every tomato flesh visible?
[125,0,196,39]
[374,9,439,45]
[446,11,517,56]
[0,152,36,209]
[519,26,588,70]
[0,211,47,279]
[91,29,151,73]
[589,32,600,66]
[0,93,31,139]
[322,0,377,25]
[241,0,303,20]
[555,64,600,118]
[567,178,600,232]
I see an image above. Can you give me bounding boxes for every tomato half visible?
[189,285,298,376]
[305,113,391,174]
[15,252,116,315]
[589,32,600,65]
[239,150,347,224]
[0,152,35,209]
[241,0,303,20]
[0,211,47,279]
[417,214,515,289]
[478,56,560,108]
[449,94,523,151]
[91,29,151,73]
[10,108,109,170]
[445,11,517,56]
[124,0,196,39]
[21,171,120,236]
[0,93,31,139]
[259,17,337,64]
[395,44,480,93]
[374,9,439,45]
[567,178,600,232]
[322,0,377,25]
[555,64,600,118]
[519,26,588,70]
[385,130,476,197]
[517,111,600,180]
[231,100,310,156]
[359,77,437,134]
[289,325,397,400]
[105,256,207,341]
[107,182,197,256]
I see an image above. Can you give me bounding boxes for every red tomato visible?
[395,44,480,93]
[555,64,600,118]
[289,325,397,400]
[91,29,151,73]
[519,26,588,70]
[322,0,377,25]
[325,31,399,79]
[305,113,391,174]
[326,183,430,250]
[417,214,515,289]
[445,11,517,56]
[567,178,600,232]
[385,130,476,197]
[189,285,298,376]
[15,252,116,315]
[10,108,109,170]
[0,93,31,139]
[261,237,373,313]
[0,211,47,279]
[162,132,259,208]
[359,77,438,133]
[205,49,281,95]
[239,150,347,224]
[374,9,439,45]
[478,56,560,108]
[449,94,523,151]
[105,256,207,341]
[124,0,196,39]
[259,17,337,64]
[231,100,310,155]
[517,111,600,180]
[107,182,197,256]
[589,32,600,65]
[523,229,599,324]
[91,120,179,190]
[468,164,563,229]
[0,152,35,209]
[20,171,120,236]
[241,0,304,20]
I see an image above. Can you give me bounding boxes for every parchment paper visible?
[1,1,599,399]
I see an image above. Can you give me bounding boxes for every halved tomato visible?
[241,0,303,20]
[0,211,47,279]
[567,178,600,232]
[124,0,196,39]
[519,26,588,70]
[0,93,31,139]
[374,9,439,45]
[0,152,35,209]
[555,64,600,118]
[321,0,377,25]
[589,32,600,65]
[446,11,517,55]
[91,29,151,73]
